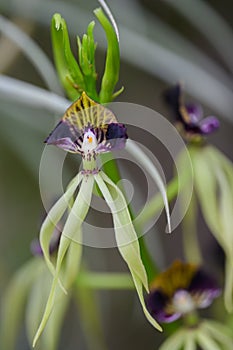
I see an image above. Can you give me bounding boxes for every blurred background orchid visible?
[0,0,233,349]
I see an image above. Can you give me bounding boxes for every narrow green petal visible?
[184,330,197,350]
[158,329,186,350]
[197,328,222,350]
[224,258,233,313]
[204,147,233,311]
[0,259,42,350]
[126,140,171,233]
[33,174,91,347]
[62,175,94,243]
[95,171,148,289]
[39,173,82,278]
[63,239,83,288]
[26,263,53,346]
[94,172,162,331]
[32,273,60,347]
[192,150,222,243]
[202,320,233,349]
[132,272,162,332]
[42,292,69,350]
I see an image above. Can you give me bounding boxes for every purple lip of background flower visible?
[164,84,220,136]
[146,261,221,323]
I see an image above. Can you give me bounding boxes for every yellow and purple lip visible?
[146,261,221,323]
[45,91,128,156]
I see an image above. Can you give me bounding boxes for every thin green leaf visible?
[126,140,171,233]
[51,13,84,100]
[94,8,120,102]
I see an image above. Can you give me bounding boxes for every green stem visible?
[183,310,199,328]
[77,272,134,290]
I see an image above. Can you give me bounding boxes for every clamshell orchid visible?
[33,92,171,346]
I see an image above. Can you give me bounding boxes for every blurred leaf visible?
[0,259,42,350]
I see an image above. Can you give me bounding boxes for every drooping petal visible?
[94,171,162,331]
[158,328,186,350]
[95,171,148,288]
[197,327,222,350]
[125,139,171,233]
[39,172,82,278]
[33,174,93,347]
[201,320,233,349]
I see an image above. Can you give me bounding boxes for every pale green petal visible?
[39,172,82,277]
[205,147,233,311]
[202,320,233,350]
[95,171,148,289]
[126,140,171,233]
[26,263,53,346]
[62,175,94,243]
[184,330,197,350]
[158,329,186,350]
[224,258,233,313]
[132,272,162,332]
[0,259,42,350]
[192,150,223,244]
[29,263,69,350]
[95,172,162,331]
[197,328,221,350]
[63,239,83,288]
[33,175,93,347]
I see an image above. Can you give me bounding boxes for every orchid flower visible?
[165,84,233,313]
[33,92,171,346]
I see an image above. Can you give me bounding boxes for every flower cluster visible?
[165,83,220,142]
[146,261,221,323]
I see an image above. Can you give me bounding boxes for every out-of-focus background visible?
[0,0,232,349]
